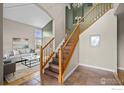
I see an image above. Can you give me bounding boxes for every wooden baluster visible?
[108,4,110,10]
[45,49,46,62]
[52,41,53,53]
[50,43,51,55]
[40,46,44,75]
[110,3,112,9]
[51,42,52,54]
[102,3,104,12]
[49,43,50,56]
[105,4,109,11]
[98,4,100,17]
[100,3,103,15]
[78,25,80,37]
[50,42,52,55]
[100,4,102,16]
[89,12,91,26]
[58,46,64,84]
[107,4,109,10]
[44,49,45,63]
[109,3,112,10]
[92,9,94,23]
[99,4,102,17]
[94,5,97,21]
[46,48,48,61]
[95,4,98,19]
[43,50,45,64]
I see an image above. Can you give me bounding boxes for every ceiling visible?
[3,3,52,28]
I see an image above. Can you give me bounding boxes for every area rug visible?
[5,63,40,83]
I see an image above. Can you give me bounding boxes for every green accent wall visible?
[66,6,74,31]
[66,3,93,32]
[66,4,84,32]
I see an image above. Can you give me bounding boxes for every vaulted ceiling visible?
[3,3,52,28]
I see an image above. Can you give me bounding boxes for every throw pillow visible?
[13,50,20,56]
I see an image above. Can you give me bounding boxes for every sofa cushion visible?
[8,51,14,56]
[19,49,26,54]
[25,48,31,53]
[4,59,11,64]
[13,50,20,56]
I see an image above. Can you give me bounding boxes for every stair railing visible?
[79,3,112,33]
[58,3,112,84]
[40,37,55,75]
[58,24,80,84]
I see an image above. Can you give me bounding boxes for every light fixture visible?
[75,16,82,22]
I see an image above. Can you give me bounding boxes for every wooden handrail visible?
[40,46,43,74]
[58,23,80,84]
[79,3,112,32]
[43,37,54,49]
[63,4,98,48]
[63,4,110,48]
[58,3,112,84]
[62,25,80,75]
[79,4,98,23]
[40,37,55,75]
[63,23,79,49]
[79,3,112,23]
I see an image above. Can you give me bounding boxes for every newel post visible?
[40,46,44,75]
[58,46,64,84]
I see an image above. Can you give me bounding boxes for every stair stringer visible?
[64,41,79,81]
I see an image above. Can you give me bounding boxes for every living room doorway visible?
[3,3,53,84]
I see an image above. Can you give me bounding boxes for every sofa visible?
[3,48,35,63]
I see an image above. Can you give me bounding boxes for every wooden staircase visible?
[40,3,112,84]
[44,38,73,79]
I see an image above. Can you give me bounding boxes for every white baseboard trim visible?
[79,64,116,72]
[118,67,124,71]
[64,65,78,81]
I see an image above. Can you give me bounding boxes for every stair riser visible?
[49,66,59,73]
[45,68,58,79]
[45,72,58,79]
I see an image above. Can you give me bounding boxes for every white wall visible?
[3,19,35,55]
[0,4,3,85]
[64,42,79,80]
[38,4,65,48]
[79,9,117,72]
[117,14,124,70]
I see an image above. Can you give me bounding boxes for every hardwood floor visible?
[4,65,119,85]
[65,66,119,85]
[118,69,124,85]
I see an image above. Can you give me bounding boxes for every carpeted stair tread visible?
[49,63,59,73]
[45,68,58,78]
[63,50,70,54]
[52,58,58,65]
[64,46,71,50]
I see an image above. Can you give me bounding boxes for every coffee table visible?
[21,55,40,68]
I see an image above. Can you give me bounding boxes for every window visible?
[34,29,42,50]
[90,35,100,47]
